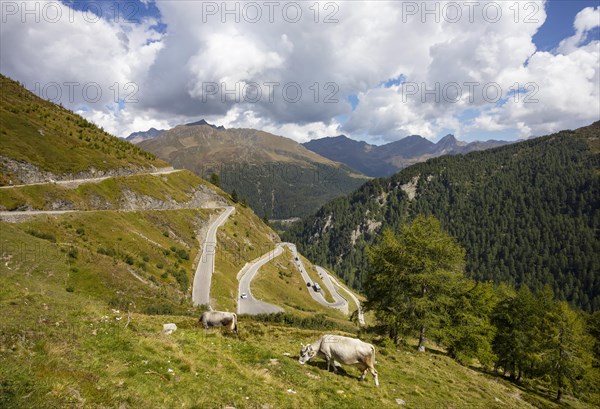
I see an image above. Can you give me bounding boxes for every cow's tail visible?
[232,313,238,334]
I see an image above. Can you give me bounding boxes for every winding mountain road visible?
[192,206,235,307]
[315,266,349,314]
[236,242,364,319]
[237,244,285,315]
[324,271,366,325]
[1,166,363,321]
[282,243,349,313]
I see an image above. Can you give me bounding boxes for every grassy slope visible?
[2,230,586,408]
[0,170,227,211]
[0,201,593,408]
[1,210,216,311]
[0,75,167,183]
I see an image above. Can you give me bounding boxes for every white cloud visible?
[1,0,598,142]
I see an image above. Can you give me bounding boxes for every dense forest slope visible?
[285,122,600,311]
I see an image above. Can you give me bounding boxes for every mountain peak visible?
[125,127,166,142]
[437,134,457,143]
[185,119,225,130]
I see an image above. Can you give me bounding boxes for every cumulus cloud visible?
[1,0,598,142]
[558,6,600,54]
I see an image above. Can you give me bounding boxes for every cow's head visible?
[298,342,316,364]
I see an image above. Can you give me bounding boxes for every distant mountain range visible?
[137,123,368,219]
[125,120,227,144]
[303,134,511,177]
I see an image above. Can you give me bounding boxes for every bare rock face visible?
[119,185,229,211]
[1,155,59,185]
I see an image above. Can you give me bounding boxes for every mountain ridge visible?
[303,133,511,177]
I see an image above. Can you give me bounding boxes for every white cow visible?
[199,311,238,334]
[298,334,379,386]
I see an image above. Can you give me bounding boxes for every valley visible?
[136,122,368,219]
[3,0,600,406]
[1,75,599,408]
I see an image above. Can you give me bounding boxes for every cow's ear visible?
[309,349,317,357]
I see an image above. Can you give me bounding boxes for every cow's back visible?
[320,335,374,364]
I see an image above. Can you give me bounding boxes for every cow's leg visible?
[370,366,379,386]
[326,356,331,372]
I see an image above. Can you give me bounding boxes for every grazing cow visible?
[298,334,379,386]
[199,311,238,334]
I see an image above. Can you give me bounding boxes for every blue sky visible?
[534,0,600,50]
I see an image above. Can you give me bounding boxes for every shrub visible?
[169,268,189,291]
[175,249,189,261]
[25,228,56,242]
[143,303,174,315]
[67,247,78,259]
[97,247,116,257]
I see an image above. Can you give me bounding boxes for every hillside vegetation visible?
[2,226,590,408]
[286,122,600,312]
[2,75,597,408]
[138,124,368,219]
[0,74,166,185]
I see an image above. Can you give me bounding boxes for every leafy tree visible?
[438,280,498,366]
[491,285,540,380]
[588,311,600,367]
[209,172,220,187]
[539,301,593,402]
[364,215,465,351]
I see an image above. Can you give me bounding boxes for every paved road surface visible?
[0,167,179,189]
[192,206,235,307]
[282,242,349,312]
[316,266,349,314]
[237,245,285,315]
[325,272,366,325]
